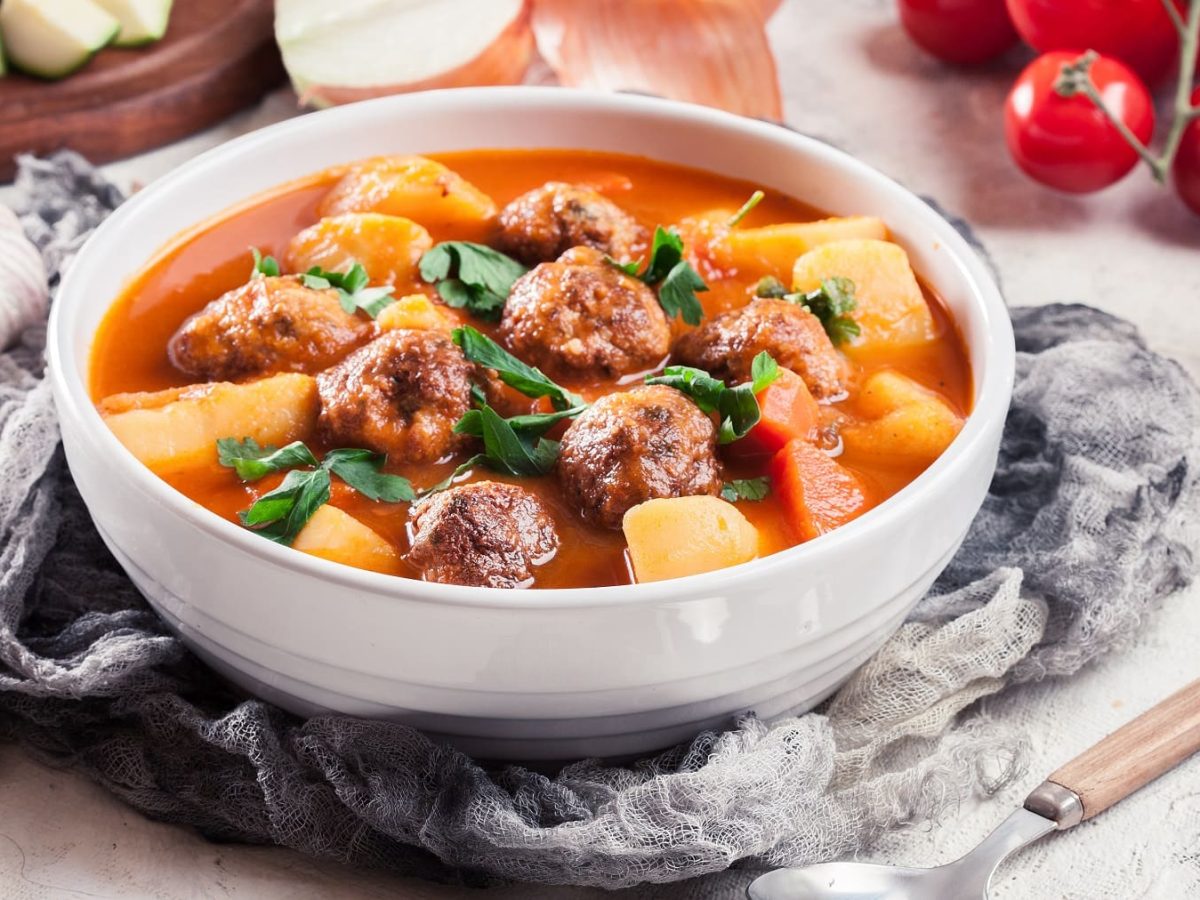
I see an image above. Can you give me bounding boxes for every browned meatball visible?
[500,256,671,379]
[495,182,643,265]
[317,329,473,463]
[168,276,370,381]
[672,299,849,400]
[407,482,560,588]
[557,385,722,529]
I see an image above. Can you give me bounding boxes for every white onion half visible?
[276,0,534,108]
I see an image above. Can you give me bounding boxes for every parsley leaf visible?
[450,394,586,480]
[301,261,395,318]
[418,456,486,499]
[721,477,771,502]
[218,439,415,545]
[802,276,862,345]
[419,242,527,321]
[750,350,780,393]
[322,448,416,502]
[646,366,727,415]
[646,351,780,444]
[659,260,708,325]
[250,247,280,278]
[640,226,687,283]
[217,437,319,482]
[608,225,708,326]
[239,468,331,545]
[454,404,561,477]
[755,275,861,346]
[604,257,642,276]
[452,326,585,411]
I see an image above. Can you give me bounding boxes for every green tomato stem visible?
[1056,2,1200,186]
[1158,0,1200,177]
[1161,0,1187,38]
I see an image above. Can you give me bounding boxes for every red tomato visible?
[1006,0,1180,86]
[1005,51,1155,193]
[1171,88,1200,216]
[897,0,1019,65]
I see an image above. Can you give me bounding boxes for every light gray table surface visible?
[2,2,1198,897]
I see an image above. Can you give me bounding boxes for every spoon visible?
[748,677,1200,900]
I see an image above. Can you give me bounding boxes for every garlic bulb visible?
[0,204,48,350]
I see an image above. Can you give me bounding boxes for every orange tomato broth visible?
[89,149,972,588]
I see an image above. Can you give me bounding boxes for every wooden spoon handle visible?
[1025,678,1200,828]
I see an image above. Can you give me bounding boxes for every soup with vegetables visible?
[90,150,971,589]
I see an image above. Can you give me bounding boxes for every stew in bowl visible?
[90,149,971,590]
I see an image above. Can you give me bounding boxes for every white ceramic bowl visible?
[48,87,1013,761]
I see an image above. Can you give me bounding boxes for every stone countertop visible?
[2,1,1198,897]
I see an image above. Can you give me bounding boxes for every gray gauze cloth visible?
[1,153,1198,892]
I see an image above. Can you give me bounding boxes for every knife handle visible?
[1024,678,1200,828]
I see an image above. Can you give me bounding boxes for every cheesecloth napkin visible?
[1,152,1197,893]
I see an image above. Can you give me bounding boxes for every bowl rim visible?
[47,85,1014,611]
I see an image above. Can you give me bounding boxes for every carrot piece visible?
[769,439,872,542]
[733,367,820,458]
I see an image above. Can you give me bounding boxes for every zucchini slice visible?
[92,0,173,47]
[0,0,120,80]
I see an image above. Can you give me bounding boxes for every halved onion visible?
[531,0,783,120]
[276,0,534,108]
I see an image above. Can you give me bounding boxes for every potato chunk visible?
[679,211,887,277]
[623,495,758,583]
[725,216,888,275]
[286,213,432,286]
[841,370,964,465]
[792,239,936,350]
[292,505,400,575]
[375,294,451,333]
[99,373,318,473]
[318,155,497,227]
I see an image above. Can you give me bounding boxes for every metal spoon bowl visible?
[747,678,1200,900]
[747,809,1054,900]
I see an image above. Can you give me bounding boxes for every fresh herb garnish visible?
[726,190,765,228]
[721,477,771,502]
[607,225,708,326]
[453,405,562,477]
[250,247,280,278]
[217,438,415,545]
[301,261,395,319]
[756,275,861,346]
[647,351,780,444]
[217,437,318,481]
[452,326,585,411]
[321,448,418,502]
[241,467,332,544]
[419,242,527,321]
[442,383,587,482]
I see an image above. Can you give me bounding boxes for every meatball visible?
[500,256,671,379]
[495,182,643,265]
[557,385,722,529]
[408,482,560,588]
[671,299,849,400]
[168,276,371,381]
[317,329,473,463]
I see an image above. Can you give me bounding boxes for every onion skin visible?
[297,1,535,108]
[531,0,783,121]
